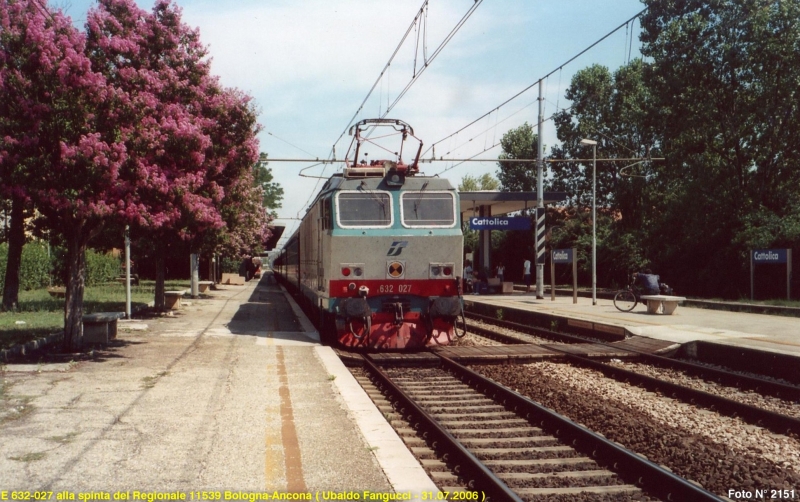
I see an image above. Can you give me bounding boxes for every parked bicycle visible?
[613,284,640,312]
[614,277,675,312]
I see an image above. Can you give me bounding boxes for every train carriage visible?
[273,119,465,350]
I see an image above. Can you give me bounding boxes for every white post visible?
[124,226,131,319]
[190,254,199,298]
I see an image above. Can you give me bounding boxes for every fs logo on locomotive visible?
[387,241,408,257]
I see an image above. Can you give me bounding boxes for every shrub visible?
[0,243,120,289]
[85,250,120,285]
[0,242,52,291]
[220,256,241,274]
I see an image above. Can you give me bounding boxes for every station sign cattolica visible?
[469,216,531,231]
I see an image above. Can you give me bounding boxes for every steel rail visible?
[362,356,524,502]
[563,353,800,436]
[464,317,800,435]
[467,311,800,400]
[437,355,726,502]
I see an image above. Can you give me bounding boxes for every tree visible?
[549,60,659,232]
[495,122,539,192]
[0,0,110,337]
[459,174,501,256]
[85,0,263,311]
[255,153,284,216]
[640,0,800,296]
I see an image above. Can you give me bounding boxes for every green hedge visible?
[85,249,121,285]
[0,242,51,291]
[0,242,120,290]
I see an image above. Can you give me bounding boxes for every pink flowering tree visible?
[0,0,109,334]
[85,0,264,309]
[1,0,265,348]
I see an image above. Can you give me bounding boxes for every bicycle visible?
[613,284,640,312]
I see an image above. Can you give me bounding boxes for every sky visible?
[58,0,646,246]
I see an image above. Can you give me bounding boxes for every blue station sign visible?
[552,249,574,264]
[469,216,531,231]
[752,249,788,264]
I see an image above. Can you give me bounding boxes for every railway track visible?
[463,316,800,437]
[355,354,724,501]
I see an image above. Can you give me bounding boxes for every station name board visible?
[552,249,574,264]
[469,217,531,231]
[752,249,788,264]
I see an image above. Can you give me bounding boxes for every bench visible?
[640,295,687,315]
[47,287,66,299]
[198,281,214,293]
[485,278,515,294]
[220,273,245,285]
[82,312,126,344]
[114,274,139,286]
[164,290,186,310]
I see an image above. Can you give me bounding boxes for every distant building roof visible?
[459,191,568,217]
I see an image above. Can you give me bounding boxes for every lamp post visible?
[580,138,597,306]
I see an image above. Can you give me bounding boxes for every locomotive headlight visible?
[431,266,441,276]
[353,267,363,277]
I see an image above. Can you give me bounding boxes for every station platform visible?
[464,291,800,380]
[0,273,438,496]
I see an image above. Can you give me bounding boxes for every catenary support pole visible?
[536,79,544,299]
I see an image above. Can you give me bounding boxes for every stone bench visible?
[485,278,514,294]
[220,273,245,285]
[198,281,214,293]
[47,287,66,299]
[640,295,687,315]
[83,312,126,344]
[114,274,139,286]
[164,290,186,310]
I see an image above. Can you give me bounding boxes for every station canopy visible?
[459,191,568,218]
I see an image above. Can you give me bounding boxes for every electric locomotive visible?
[273,119,464,350]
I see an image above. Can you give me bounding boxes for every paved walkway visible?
[0,274,437,497]
[468,292,800,357]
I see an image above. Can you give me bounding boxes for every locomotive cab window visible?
[401,191,456,227]
[336,191,393,228]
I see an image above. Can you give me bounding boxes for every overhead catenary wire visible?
[377,0,484,120]
[423,7,648,158]
[329,0,430,156]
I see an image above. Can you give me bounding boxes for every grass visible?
[47,431,79,443]
[0,280,192,350]
[10,452,46,462]
[141,370,169,389]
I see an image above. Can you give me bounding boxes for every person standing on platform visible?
[523,258,532,292]
[495,262,505,283]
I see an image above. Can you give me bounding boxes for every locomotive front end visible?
[322,165,464,350]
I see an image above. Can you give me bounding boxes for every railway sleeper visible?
[471,445,574,457]
[437,418,529,427]
[450,427,545,439]
[515,484,642,496]
[498,469,617,482]
[459,436,558,447]
[433,411,519,420]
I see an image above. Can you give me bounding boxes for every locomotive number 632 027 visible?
[378,284,412,294]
